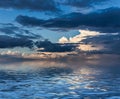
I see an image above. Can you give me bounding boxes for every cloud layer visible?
[0,0,120,56]
[0,23,42,39]
[36,40,76,52]
[62,0,107,8]
[0,0,109,12]
[16,7,120,33]
[0,0,59,12]
[0,35,33,48]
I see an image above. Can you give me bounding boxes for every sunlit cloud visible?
[59,36,69,43]
[59,29,100,43]
[59,29,120,52]
[59,29,105,51]
[77,44,104,51]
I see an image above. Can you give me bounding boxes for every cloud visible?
[58,29,120,53]
[1,49,120,68]
[0,23,76,52]
[16,7,120,33]
[59,37,69,43]
[81,32,120,54]
[62,0,108,8]
[0,36,76,52]
[59,30,104,51]
[0,23,42,39]
[0,0,59,12]
[81,33,120,44]
[0,0,109,13]
[0,35,33,48]
[0,25,119,54]
[0,23,44,49]
[59,30,100,43]
[35,40,76,52]
[16,15,45,27]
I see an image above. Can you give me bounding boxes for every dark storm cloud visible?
[35,40,76,52]
[0,0,108,12]
[0,0,59,12]
[0,23,76,51]
[16,15,45,27]
[0,23,42,39]
[0,35,33,48]
[0,23,43,49]
[81,34,120,44]
[16,7,120,33]
[62,0,107,8]
[0,37,76,52]
[81,34,120,54]
[0,29,77,52]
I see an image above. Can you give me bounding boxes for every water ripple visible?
[0,63,120,99]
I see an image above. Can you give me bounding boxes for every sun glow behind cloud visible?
[59,29,119,51]
[59,29,100,43]
[78,44,104,51]
[0,28,120,61]
[59,29,104,51]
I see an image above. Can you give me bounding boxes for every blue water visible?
[0,61,120,99]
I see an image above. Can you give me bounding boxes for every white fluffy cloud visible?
[58,36,69,43]
[59,29,100,43]
[59,29,105,51]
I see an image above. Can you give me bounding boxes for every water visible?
[0,60,120,99]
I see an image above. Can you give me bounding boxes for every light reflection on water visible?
[0,60,120,99]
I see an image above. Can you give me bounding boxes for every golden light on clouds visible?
[77,44,103,51]
[59,36,69,43]
[59,29,100,43]
[59,29,103,51]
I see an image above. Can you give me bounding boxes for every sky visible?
[0,0,120,60]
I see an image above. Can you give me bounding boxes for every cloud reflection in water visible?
[0,56,120,99]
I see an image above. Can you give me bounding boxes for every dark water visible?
[0,61,120,99]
